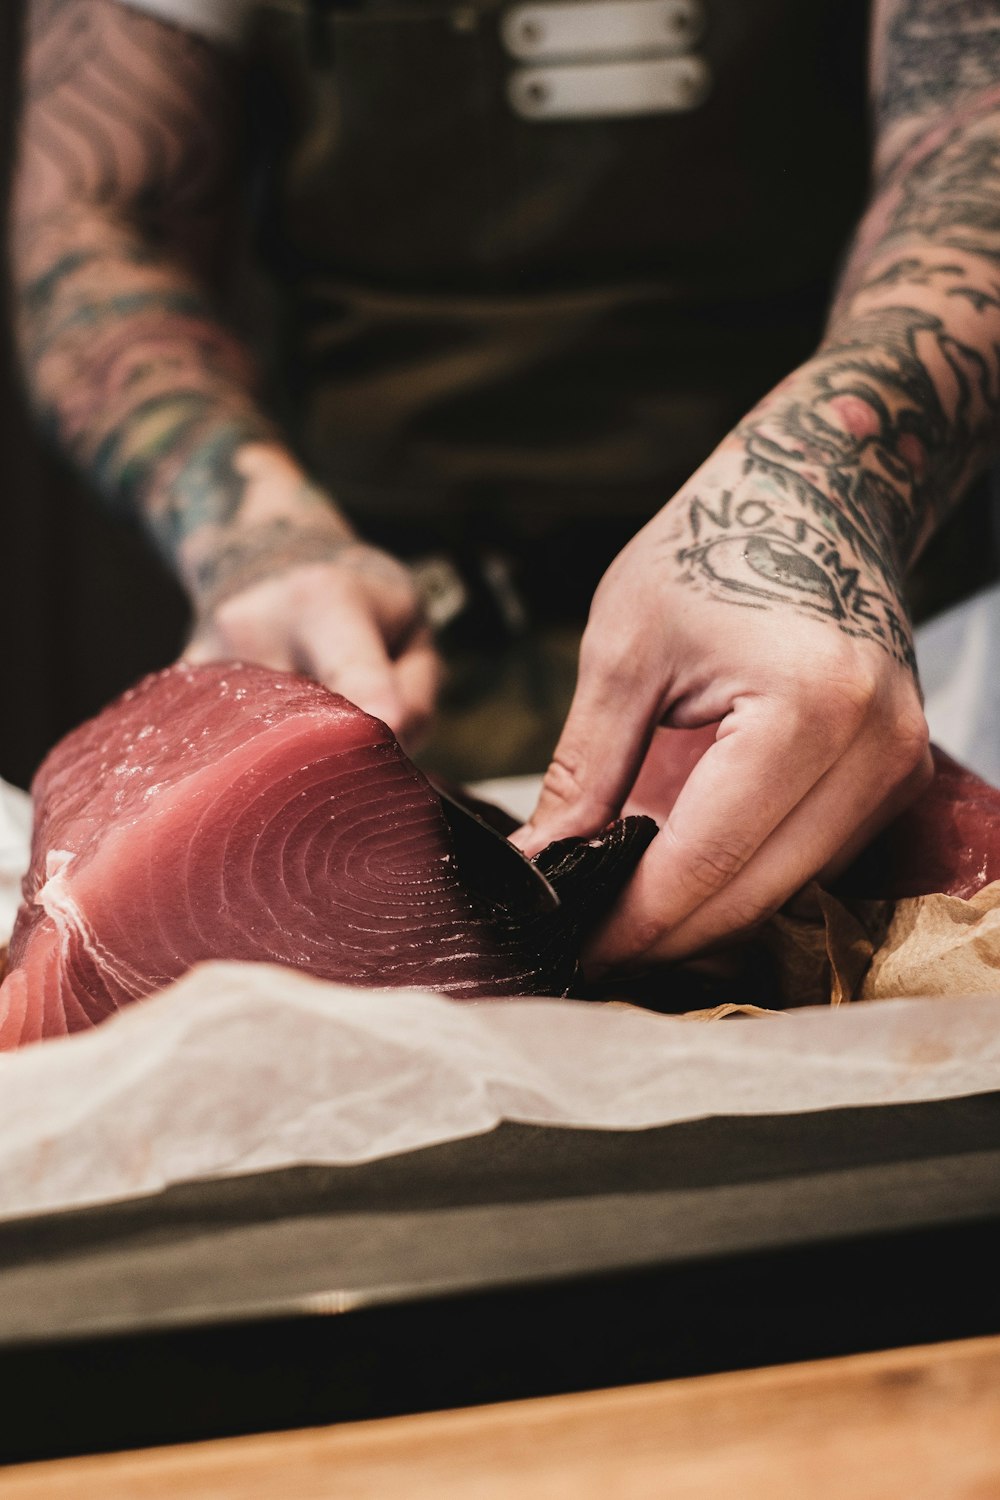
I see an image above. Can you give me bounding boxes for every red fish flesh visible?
[838,745,1000,901]
[0,663,654,1048]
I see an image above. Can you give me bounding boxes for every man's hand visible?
[179,447,441,743]
[514,0,1000,971]
[185,543,440,744]
[514,399,935,970]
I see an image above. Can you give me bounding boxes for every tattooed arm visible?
[10,0,439,738]
[518,0,1000,967]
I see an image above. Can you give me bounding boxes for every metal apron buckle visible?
[500,0,710,119]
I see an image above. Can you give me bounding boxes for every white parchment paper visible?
[2,963,1000,1222]
[0,779,31,943]
[3,773,1000,1225]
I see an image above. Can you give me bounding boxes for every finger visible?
[182,634,224,666]
[298,607,407,731]
[814,739,934,883]
[622,724,720,822]
[584,690,860,965]
[626,742,927,964]
[369,571,430,653]
[392,634,444,748]
[182,624,294,675]
[511,648,664,855]
[589,719,929,968]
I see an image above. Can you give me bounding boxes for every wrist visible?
[167,443,359,613]
[183,518,364,618]
[654,381,916,671]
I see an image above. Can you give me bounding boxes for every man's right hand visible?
[176,445,442,744]
[185,541,441,745]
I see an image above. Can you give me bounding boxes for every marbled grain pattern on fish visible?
[0,663,654,1048]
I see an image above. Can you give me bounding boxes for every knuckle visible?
[628,915,670,959]
[577,631,646,703]
[886,702,931,772]
[822,665,880,727]
[677,831,751,898]
[540,753,589,811]
[539,751,617,830]
[344,547,419,598]
[211,590,269,645]
[725,891,783,934]
[285,562,349,608]
[791,646,880,743]
[577,624,616,676]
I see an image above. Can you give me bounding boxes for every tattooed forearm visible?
[19,225,272,540]
[832,7,1000,530]
[16,0,235,250]
[870,111,1000,267]
[668,279,1000,666]
[758,298,999,555]
[664,1,1000,666]
[12,1,353,610]
[843,1,1000,284]
[875,0,1000,133]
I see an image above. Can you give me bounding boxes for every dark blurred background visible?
[0,0,189,790]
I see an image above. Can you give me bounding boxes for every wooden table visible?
[5,1334,999,1499]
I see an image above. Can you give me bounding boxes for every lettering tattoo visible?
[672,285,1000,669]
[12,1,354,612]
[675,488,918,669]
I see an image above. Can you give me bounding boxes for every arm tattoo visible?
[16,1,236,259]
[667,0,1000,669]
[673,485,918,669]
[12,2,352,609]
[876,0,1000,130]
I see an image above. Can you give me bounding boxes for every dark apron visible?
[248,0,869,545]
[243,0,872,773]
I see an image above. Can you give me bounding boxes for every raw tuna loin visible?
[838,745,1000,900]
[0,663,654,1048]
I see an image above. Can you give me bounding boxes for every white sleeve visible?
[111,0,255,45]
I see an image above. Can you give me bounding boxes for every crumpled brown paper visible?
[761,885,890,1010]
[759,878,1000,1012]
[861,880,1000,999]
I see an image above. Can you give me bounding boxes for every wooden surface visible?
[6,1335,1000,1499]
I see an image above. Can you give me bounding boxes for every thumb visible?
[512,657,662,856]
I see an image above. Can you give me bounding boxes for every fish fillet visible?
[0,663,654,1048]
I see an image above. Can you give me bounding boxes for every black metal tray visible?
[3,1093,1000,1464]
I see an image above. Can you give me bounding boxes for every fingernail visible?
[510,824,546,857]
